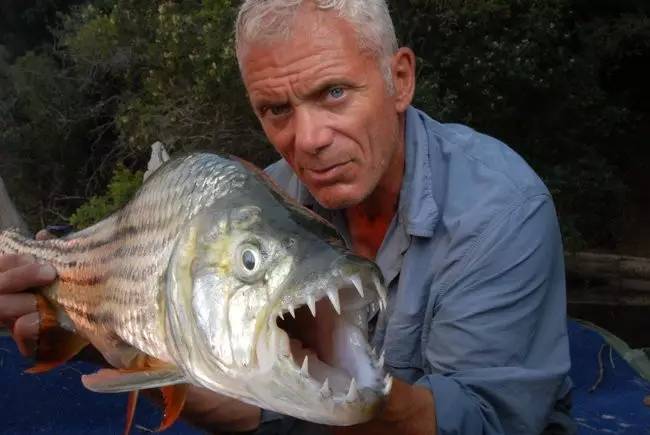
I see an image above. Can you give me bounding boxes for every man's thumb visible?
[35,230,57,241]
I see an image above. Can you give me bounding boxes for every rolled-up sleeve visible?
[418,194,571,434]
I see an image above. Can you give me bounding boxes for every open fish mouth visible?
[256,261,391,420]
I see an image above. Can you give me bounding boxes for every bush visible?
[68,164,142,229]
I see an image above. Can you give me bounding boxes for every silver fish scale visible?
[0,154,249,364]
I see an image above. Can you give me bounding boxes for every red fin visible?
[122,355,144,435]
[25,295,89,373]
[124,390,139,435]
[157,384,189,431]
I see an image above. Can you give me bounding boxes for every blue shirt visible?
[261,106,574,435]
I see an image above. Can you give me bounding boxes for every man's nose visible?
[293,107,333,155]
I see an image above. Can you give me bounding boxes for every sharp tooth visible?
[346,378,360,402]
[373,275,387,310]
[288,304,296,318]
[327,289,341,314]
[307,296,316,317]
[300,356,309,377]
[350,274,364,297]
[378,350,385,368]
[277,328,290,358]
[278,311,285,321]
[319,378,331,398]
[383,374,393,395]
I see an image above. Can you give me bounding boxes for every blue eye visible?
[270,105,290,116]
[328,87,345,99]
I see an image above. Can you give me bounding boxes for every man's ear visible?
[390,47,416,113]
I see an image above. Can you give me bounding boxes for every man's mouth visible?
[302,161,352,184]
[308,161,350,173]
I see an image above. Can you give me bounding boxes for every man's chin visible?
[310,186,367,210]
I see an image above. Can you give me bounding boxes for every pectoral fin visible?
[81,366,186,393]
[83,366,188,434]
[25,294,89,374]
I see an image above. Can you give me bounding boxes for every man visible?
[0,1,574,434]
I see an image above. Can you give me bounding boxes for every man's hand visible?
[333,378,436,435]
[177,385,261,432]
[0,230,57,356]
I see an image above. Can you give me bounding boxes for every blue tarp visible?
[1,320,649,434]
[568,320,650,434]
[0,336,201,435]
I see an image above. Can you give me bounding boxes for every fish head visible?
[164,170,391,425]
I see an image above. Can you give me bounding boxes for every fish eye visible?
[242,248,257,271]
[238,244,261,276]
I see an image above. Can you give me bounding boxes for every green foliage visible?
[545,157,628,250]
[69,164,142,229]
[60,0,264,157]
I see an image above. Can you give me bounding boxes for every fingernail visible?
[37,264,57,280]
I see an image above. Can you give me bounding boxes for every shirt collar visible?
[398,106,439,238]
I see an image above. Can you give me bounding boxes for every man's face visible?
[239,8,403,209]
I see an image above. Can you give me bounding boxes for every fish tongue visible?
[331,316,376,389]
[308,354,351,393]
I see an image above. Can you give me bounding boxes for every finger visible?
[12,312,39,357]
[0,254,35,273]
[0,294,37,323]
[0,263,57,294]
[35,230,57,241]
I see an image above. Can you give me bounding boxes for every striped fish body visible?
[0,154,250,367]
[0,153,392,427]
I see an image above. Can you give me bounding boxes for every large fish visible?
[0,153,390,431]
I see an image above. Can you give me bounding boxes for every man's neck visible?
[345,136,405,260]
